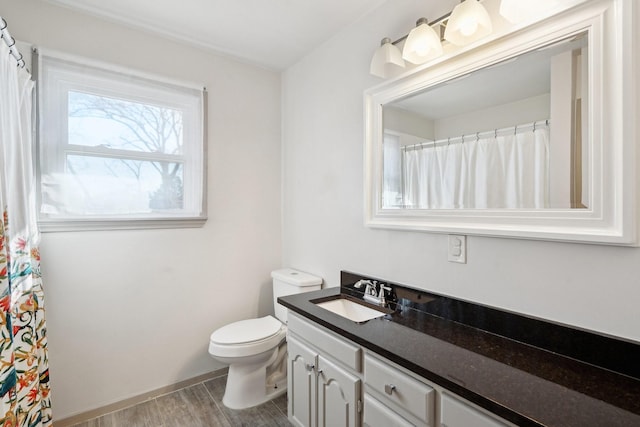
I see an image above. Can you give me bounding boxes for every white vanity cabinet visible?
[287,312,363,427]
[287,312,514,427]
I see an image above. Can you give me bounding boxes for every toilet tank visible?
[272,268,322,323]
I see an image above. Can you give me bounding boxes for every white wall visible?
[1,0,282,420]
[433,93,550,139]
[384,107,435,140]
[282,0,640,344]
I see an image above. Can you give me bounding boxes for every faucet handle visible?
[378,284,391,298]
[378,284,392,305]
[354,279,371,289]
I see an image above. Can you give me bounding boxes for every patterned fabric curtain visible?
[0,29,53,427]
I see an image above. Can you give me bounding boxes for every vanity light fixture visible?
[499,0,558,24]
[444,0,493,46]
[370,37,406,78]
[369,0,497,78]
[402,17,444,64]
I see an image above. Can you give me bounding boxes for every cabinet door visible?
[440,393,509,427]
[317,355,362,427]
[288,335,319,427]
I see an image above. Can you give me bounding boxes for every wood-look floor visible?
[71,374,291,427]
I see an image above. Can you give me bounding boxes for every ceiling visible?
[44,0,387,70]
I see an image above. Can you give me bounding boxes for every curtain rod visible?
[0,16,26,68]
[401,119,550,151]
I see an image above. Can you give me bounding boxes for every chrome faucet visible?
[354,280,391,305]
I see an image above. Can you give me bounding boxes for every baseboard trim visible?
[55,368,228,427]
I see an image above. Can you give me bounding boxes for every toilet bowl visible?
[209,316,288,409]
[208,268,322,409]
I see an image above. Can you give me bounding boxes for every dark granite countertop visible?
[278,272,640,427]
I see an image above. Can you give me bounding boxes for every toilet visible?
[208,268,322,410]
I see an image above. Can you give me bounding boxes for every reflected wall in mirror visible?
[382,33,588,210]
[364,0,638,245]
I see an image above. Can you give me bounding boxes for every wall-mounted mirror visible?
[383,32,587,211]
[364,0,637,245]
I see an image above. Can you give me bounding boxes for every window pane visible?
[38,52,205,229]
[68,91,183,155]
[41,155,184,216]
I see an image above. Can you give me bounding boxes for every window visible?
[37,50,206,231]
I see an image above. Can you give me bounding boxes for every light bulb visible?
[402,18,443,64]
[459,19,478,37]
[370,38,406,78]
[444,0,493,46]
[415,40,430,56]
[499,0,558,24]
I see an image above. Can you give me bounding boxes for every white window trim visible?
[34,48,208,232]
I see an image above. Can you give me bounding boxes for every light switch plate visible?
[448,235,467,263]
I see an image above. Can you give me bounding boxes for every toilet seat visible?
[209,315,286,358]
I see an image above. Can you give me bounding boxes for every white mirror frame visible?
[364,0,638,245]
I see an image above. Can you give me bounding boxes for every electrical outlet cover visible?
[448,235,467,263]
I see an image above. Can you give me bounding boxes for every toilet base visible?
[221,342,288,410]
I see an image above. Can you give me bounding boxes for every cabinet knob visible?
[384,384,396,395]
[305,363,315,372]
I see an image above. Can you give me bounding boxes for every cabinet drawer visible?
[363,393,414,427]
[365,354,434,423]
[441,393,509,427]
[288,312,362,372]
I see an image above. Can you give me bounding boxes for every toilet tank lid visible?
[271,269,322,287]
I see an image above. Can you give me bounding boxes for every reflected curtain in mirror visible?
[386,123,549,209]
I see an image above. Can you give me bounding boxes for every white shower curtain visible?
[403,125,549,209]
[0,33,53,426]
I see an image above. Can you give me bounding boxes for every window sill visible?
[38,216,207,233]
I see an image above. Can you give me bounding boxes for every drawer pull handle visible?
[305,363,315,372]
[384,384,396,395]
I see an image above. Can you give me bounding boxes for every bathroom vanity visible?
[287,312,508,427]
[278,272,640,427]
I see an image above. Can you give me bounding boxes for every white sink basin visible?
[315,298,386,323]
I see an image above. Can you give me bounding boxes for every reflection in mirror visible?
[382,32,588,210]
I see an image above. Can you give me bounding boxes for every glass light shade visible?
[499,0,557,23]
[444,0,493,46]
[402,19,443,64]
[370,38,406,78]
